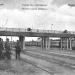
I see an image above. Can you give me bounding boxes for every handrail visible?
[0,27,75,35]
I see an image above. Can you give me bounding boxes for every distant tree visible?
[27,28,32,31]
[63,30,68,33]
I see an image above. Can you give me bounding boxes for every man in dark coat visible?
[0,38,4,59]
[5,38,11,59]
[15,40,21,60]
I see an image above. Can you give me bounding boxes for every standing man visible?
[15,40,21,60]
[5,38,11,60]
[0,38,4,59]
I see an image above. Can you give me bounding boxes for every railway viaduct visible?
[0,27,75,50]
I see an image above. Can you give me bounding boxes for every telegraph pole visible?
[4,18,8,39]
[51,24,53,31]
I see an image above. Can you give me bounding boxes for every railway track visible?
[11,52,54,75]
[25,49,75,60]
[20,57,54,75]
[9,50,75,75]
[0,50,74,75]
[22,51,75,70]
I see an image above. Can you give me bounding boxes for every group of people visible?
[0,38,21,60]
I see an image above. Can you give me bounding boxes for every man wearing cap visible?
[5,38,11,59]
[15,40,21,60]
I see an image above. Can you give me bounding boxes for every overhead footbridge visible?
[0,27,75,38]
[0,27,75,50]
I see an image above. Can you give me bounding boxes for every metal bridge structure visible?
[0,27,75,37]
[0,27,75,50]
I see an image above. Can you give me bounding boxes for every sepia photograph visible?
[0,0,75,75]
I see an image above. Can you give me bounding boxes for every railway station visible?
[0,0,75,75]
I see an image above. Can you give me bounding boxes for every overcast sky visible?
[0,0,75,31]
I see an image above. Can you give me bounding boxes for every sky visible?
[0,0,75,41]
